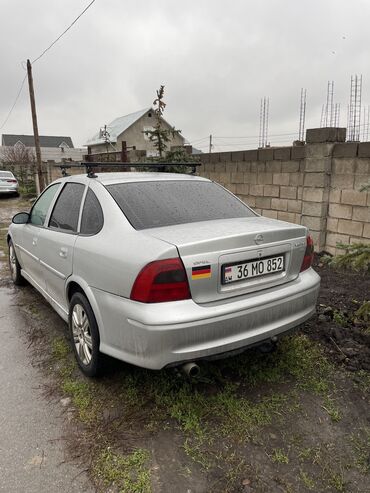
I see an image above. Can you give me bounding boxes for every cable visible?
[0,0,97,131]
[215,132,299,139]
[0,75,27,130]
[32,0,96,64]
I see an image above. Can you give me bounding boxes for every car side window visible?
[80,189,104,235]
[49,183,85,233]
[30,183,60,226]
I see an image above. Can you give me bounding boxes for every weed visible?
[271,448,289,464]
[322,396,342,422]
[355,300,370,322]
[52,337,69,360]
[327,470,346,492]
[333,310,347,327]
[61,378,96,423]
[299,470,315,489]
[323,242,370,272]
[350,428,370,473]
[354,370,370,394]
[94,447,151,493]
[183,437,211,470]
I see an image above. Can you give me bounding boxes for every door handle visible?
[59,247,68,258]
[32,237,38,246]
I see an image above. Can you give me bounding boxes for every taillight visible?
[300,235,314,272]
[130,258,191,303]
[7,179,17,183]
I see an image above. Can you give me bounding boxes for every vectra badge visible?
[254,233,264,245]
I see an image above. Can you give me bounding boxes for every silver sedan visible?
[7,172,320,376]
[0,170,19,195]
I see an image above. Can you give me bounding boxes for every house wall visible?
[0,145,85,162]
[88,112,185,155]
[196,128,370,253]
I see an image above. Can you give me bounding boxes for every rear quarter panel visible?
[72,180,178,299]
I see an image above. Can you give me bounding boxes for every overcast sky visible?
[1,0,370,151]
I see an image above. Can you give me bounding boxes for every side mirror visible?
[12,212,30,224]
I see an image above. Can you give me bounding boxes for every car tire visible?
[8,239,24,286]
[69,292,104,377]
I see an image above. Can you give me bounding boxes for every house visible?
[86,108,186,157]
[1,134,85,162]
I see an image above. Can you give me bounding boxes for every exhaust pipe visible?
[181,362,200,378]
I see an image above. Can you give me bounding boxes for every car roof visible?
[56,172,210,186]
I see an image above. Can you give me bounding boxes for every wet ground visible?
[0,197,92,492]
[0,195,369,493]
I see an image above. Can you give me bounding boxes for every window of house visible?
[80,189,104,235]
[49,183,85,232]
[143,126,155,141]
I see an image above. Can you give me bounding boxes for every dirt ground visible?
[0,196,369,493]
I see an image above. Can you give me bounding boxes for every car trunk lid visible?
[143,216,308,303]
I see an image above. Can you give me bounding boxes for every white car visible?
[8,170,320,377]
[0,170,19,195]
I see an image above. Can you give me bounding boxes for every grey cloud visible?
[1,0,369,149]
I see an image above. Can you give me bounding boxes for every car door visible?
[37,182,85,313]
[19,183,61,288]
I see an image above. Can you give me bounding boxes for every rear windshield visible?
[0,171,13,177]
[107,180,255,230]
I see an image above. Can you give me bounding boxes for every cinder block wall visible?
[197,128,370,253]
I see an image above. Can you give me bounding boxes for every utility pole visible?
[27,59,45,193]
[209,134,213,153]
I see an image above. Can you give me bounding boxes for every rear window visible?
[0,171,13,178]
[107,180,255,230]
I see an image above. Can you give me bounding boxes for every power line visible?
[31,0,96,64]
[214,132,298,139]
[0,0,97,131]
[0,75,27,130]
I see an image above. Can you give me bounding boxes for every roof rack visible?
[58,161,201,178]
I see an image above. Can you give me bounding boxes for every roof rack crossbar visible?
[58,161,201,178]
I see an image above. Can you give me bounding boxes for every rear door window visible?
[49,183,85,232]
[107,180,255,230]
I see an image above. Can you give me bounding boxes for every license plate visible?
[222,255,284,284]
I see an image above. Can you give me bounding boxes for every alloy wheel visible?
[72,303,93,365]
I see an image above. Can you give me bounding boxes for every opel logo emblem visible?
[254,233,264,245]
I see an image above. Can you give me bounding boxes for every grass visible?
[0,223,8,260]
[299,470,316,489]
[354,370,370,394]
[327,469,346,492]
[94,447,151,493]
[322,395,342,422]
[61,378,97,423]
[351,428,370,474]
[51,337,70,360]
[24,295,366,492]
[271,448,289,464]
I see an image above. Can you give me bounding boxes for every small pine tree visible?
[142,85,196,172]
[323,242,370,272]
[143,85,178,159]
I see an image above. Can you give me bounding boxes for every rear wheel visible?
[69,292,104,377]
[8,239,24,285]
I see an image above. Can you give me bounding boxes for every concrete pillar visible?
[301,128,346,251]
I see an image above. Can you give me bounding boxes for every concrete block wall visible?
[326,142,370,254]
[197,128,370,253]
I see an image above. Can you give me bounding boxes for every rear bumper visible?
[0,186,18,194]
[94,268,320,369]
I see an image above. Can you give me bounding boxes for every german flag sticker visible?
[192,265,211,280]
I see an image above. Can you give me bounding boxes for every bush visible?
[323,243,370,272]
